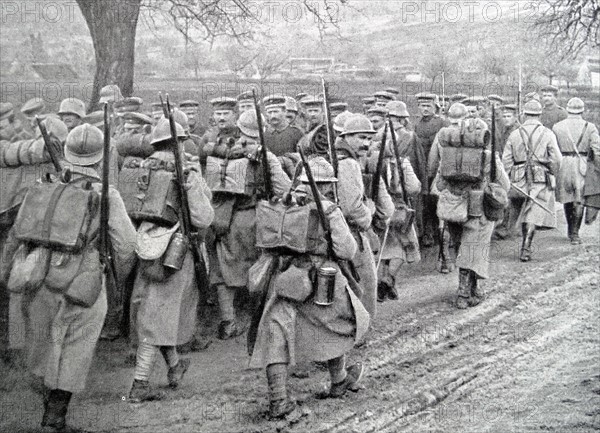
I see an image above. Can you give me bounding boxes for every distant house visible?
[289,57,335,74]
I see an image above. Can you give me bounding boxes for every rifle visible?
[163,95,209,295]
[372,122,388,203]
[517,63,523,121]
[252,90,273,199]
[510,184,554,215]
[35,116,62,173]
[99,104,122,338]
[491,105,497,182]
[298,145,362,298]
[388,118,411,208]
[159,92,169,117]
[321,77,339,203]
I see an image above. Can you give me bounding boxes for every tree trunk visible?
[76,0,141,110]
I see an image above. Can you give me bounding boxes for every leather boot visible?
[563,203,574,241]
[469,271,483,306]
[571,204,584,245]
[520,224,535,262]
[128,379,165,403]
[42,389,71,430]
[455,269,471,309]
[267,363,297,419]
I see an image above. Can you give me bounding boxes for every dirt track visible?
[1,211,599,433]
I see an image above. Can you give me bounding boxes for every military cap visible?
[263,94,287,109]
[21,98,46,116]
[65,124,104,166]
[300,95,323,107]
[566,97,585,114]
[98,84,123,104]
[58,98,86,118]
[123,111,153,126]
[373,91,395,101]
[362,97,376,104]
[83,110,105,128]
[367,106,388,117]
[450,93,468,103]
[295,92,308,101]
[416,93,439,105]
[385,87,400,96]
[151,102,163,110]
[501,104,518,113]
[463,96,485,107]
[540,84,559,94]
[180,100,200,108]
[237,91,255,101]
[330,102,348,111]
[387,101,410,117]
[298,156,337,183]
[210,97,237,110]
[0,102,14,121]
[284,97,298,112]
[523,100,543,115]
[114,97,143,114]
[487,94,504,104]
[340,114,376,136]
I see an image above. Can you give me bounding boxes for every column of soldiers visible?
[0,80,598,430]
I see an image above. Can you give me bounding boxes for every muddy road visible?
[2,213,599,433]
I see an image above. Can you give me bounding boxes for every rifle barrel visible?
[35,116,62,172]
[252,90,273,199]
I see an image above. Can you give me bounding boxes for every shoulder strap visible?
[575,122,589,150]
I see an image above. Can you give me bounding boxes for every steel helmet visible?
[64,124,104,166]
[151,118,185,145]
[340,114,376,136]
[58,98,86,118]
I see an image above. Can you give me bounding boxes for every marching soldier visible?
[206,110,291,340]
[362,96,376,114]
[373,90,395,107]
[553,98,600,244]
[262,94,304,156]
[432,103,510,308]
[198,97,240,170]
[57,98,86,132]
[300,95,325,132]
[414,93,449,247]
[20,98,48,135]
[367,106,388,135]
[284,96,305,130]
[248,157,369,420]
[336,114,392,320]
[387,101,428,239]
[26,124,136,430]
[540,85,567,130]
[330,101,349,118]
[0,115,69,364]
[503,100,562,262]
[237,91,255,113]
[180,100,206,137]
[493,104,522,240]
[128,118,214,401]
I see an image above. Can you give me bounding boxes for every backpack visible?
[255,199,327,255]
[205,155,263,197]
[439,119,490,183]
[8,173,103,307]
[118,156,180,225]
